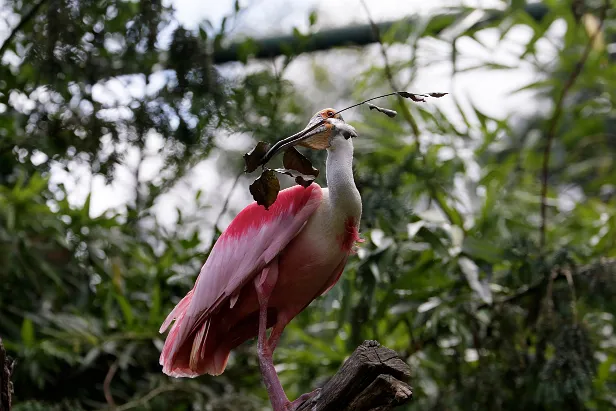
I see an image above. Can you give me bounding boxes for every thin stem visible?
[260,89,443,165]
[213,171,243,231]
[98,384,185,411]
[103,361,119,409]
[359,0,420,140]
[539,0,609,249]
[335,91,403,116]
[563,268,578,324]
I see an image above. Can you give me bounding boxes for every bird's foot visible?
[285,388,321,411]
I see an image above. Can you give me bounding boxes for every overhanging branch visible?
[0,3,549,85]
[212,3,548,64]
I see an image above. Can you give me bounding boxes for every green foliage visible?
[1,0,616,410]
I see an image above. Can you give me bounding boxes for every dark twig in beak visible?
[246,90,448,171]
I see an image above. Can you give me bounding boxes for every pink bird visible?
[159,108,363,411]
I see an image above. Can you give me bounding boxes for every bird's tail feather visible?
[159,290,231,377]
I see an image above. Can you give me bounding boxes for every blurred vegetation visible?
[1,0,616,410]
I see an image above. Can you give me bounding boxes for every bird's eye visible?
[327,111,335,118]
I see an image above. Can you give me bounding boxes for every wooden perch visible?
[295,340,412,411]
[0,338,14,411]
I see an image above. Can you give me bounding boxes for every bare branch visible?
[98,384,182,411]
[478,258,616,310]
[563,267,578,323]
[103,361,119,409]
[213,171,243,231]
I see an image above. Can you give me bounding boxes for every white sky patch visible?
[175,0,504,34]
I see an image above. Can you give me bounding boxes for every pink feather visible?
[159,184,323,377]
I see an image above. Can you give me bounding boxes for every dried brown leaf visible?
[283,147,319,177]
[396,91,416,99]
[397,91,448,102]
[244,141,270,173]
[273,168,316,187]
[367,103,397,118]
[249,169,280,209]
[294,175,315,187]
[397,91,425,102]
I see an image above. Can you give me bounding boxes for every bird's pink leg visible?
[266,313,321,409]
[254,259,290,411]
[255,262,320,410]
[266,314,289,352]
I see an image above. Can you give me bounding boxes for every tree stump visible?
[0,338,14,411]
[295,340,412,411]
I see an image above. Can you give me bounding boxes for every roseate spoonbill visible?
[159,108,362,411]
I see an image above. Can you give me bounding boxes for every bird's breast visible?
[269,190,361,308]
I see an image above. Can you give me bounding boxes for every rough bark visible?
[295,340,412,411]
[0,338,14,411]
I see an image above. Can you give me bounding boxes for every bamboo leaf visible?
[21,317,35,347]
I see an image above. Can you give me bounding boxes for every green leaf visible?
[509,79,555,94]
[458,257,492,304]
[5,204,15,231]
[21,317,35,347]
[149,283,161,324]
[309,10,318,26]
[115,294,135,326]
[431,186,464,228]
[83,192,91,219]
[596,355,613,383]
[462,236,504,264]
[457,62,518,73]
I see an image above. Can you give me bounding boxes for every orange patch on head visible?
[319,108,341,120]
[299,123,333,150]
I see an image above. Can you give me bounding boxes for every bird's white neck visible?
[325,139,362,221]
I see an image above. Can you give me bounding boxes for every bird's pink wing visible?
[159,183,323,372]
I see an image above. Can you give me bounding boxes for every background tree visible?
[0,0,615,410]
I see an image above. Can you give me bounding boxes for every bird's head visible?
[297,108,358,150]
[257,108,358,166]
